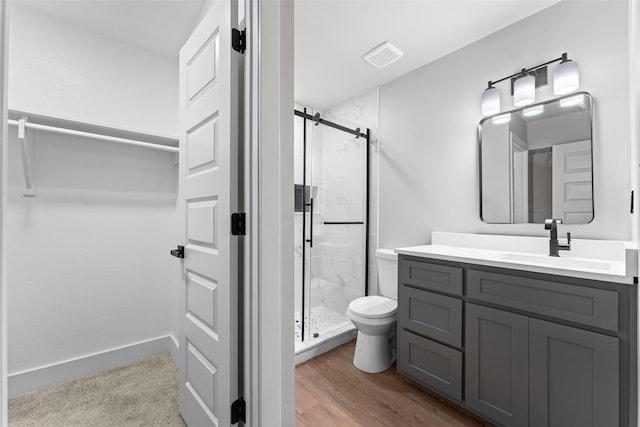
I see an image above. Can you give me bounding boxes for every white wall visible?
[6,6,179,379]
[379,1,631,247]
[8,4,178,136]
[6,130,177,375]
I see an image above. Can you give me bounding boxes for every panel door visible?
[178,1,240,426]
[529,318,619,427]
[465,304,529,427]
[552,140,593,223]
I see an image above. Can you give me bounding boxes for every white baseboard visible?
[168,334,179,363]
[9,335,179,397]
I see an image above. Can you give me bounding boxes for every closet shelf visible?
[7,110,180,197]
[7,110,179,153]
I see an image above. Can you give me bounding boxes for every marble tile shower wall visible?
[294,89,380,323]
[320,126,366,221]
[310,224,366,313]
[309,123,367,313]
[294,213,304,313]
[324,88,380,295]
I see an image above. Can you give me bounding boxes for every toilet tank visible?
[376,249,398,300]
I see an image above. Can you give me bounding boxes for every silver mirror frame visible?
[478,91,594,224]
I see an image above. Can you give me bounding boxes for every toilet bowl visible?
[346,249,398,373]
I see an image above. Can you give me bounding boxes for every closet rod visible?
[7,119,179,153]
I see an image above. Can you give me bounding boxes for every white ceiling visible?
[13,0,561,106]
[12,0,206,58]
[295,0,561,110]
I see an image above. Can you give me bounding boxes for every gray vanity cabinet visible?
[397,254,634,427]
[529,318,619,427]
[465,303,529,427]
[397,260,464,401]
[465,304,620,427]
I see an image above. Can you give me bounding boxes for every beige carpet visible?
[9,352,187,427]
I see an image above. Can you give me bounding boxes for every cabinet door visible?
[529,318,619,427]
[465,304,529,427]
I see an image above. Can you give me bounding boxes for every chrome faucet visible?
[544,219,571,257]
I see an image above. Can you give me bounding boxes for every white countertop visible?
[395,232,638,285]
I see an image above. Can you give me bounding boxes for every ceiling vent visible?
[362,41,404,69]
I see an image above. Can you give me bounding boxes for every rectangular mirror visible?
[480,92,593,224]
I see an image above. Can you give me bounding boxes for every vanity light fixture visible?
[481,52,580,116]
[481,82,500,116]
[513,69,536,106]
[553,53,580,95]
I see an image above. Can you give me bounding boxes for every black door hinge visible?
[231,213,246,236]
[231,397,246,424]
[232,28,246,54]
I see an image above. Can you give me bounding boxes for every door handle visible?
[305,198,313,248]
[170,245,185,258]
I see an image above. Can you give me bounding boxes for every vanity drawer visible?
[399,286,462,348]
[400,260,463,296]
[397,329,462,401]
[467,269,618,331]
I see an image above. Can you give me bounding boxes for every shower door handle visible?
[305,198,313,248]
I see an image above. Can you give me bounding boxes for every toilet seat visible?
[348,296,397,319]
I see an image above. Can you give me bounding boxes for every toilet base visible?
[352,330,396,373]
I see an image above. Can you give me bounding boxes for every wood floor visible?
[295,340,486,427]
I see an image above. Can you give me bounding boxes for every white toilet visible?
[347,248,398,373]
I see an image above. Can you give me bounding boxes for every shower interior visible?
[294,108,369,356]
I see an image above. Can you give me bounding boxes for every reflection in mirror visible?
[480,92,593,224]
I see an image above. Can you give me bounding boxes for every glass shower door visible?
[306,120,367,340]
[294,109,368,349]
[294,109,314,344]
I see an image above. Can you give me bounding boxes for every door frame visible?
[0,0,8,424]
[244,0,295,425]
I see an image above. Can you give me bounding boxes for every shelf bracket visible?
[18,116,35,197]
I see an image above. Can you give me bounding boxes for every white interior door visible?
[552,140,593,224]
[178,1,240,425]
